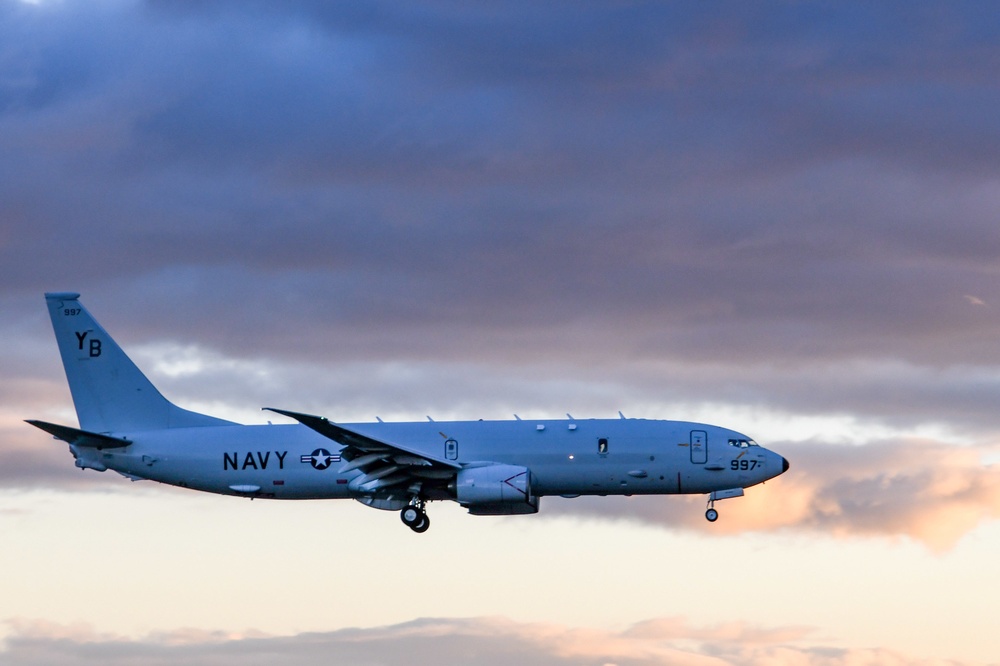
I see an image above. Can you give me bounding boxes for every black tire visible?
[401,506,421,527]
[411,514,430,533]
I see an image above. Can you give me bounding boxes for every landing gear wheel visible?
[411,514,430,533]
[401,501,430,532]
[705,508,719,522]
[401,505,422,527]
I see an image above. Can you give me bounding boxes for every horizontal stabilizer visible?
[25,420,132,449]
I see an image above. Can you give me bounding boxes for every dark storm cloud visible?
[0,615,975,666]
[3,1,1000,466]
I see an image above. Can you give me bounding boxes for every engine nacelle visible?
[453,464,539,515]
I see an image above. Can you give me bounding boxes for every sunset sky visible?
[3,1,1000,664]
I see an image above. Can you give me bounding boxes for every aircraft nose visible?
[781,456,790,473]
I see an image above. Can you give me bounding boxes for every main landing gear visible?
[400,501,430,533]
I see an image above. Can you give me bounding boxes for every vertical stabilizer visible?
[44,292,234,432]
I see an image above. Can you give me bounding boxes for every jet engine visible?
[452,464,539,515]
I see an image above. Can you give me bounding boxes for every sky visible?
[2,0,1000,664]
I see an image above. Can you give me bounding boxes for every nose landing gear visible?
[400,501,430,533]
[705,487,744,522]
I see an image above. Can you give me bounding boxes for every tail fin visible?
[44,292,235,432]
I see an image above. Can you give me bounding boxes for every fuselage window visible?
[598,437,609,455]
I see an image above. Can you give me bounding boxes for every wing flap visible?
[355,473,412,493]
[339,452,387,473]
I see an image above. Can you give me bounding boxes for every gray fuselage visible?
[75,417,783,500]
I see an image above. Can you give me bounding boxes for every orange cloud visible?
[0,616,984,666]
[547,439,1000,552]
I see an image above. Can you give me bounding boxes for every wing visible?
[264,408,459,499]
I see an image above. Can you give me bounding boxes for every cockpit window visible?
[728,438,758,448]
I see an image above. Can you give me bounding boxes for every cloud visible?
[779,440,1000,551]
[0,615,979,666]
[3,0,1000,553]
[2,0,1000,378]
[3,7,999,666]
[547,439,1000,552]
[0,425,109,491]
[9,396,1000,552]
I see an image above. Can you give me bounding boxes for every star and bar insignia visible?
[300,448,341,470]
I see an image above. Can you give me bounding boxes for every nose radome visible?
[781,457,790,473]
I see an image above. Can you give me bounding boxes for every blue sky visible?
[2,1,1000,664]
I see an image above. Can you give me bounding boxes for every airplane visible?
[27,292,789,533]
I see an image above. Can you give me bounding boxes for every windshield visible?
[727,438,758,448]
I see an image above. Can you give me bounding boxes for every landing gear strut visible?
[704,488,744,522]
[705,498,719,522]
[400,501,430,533]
